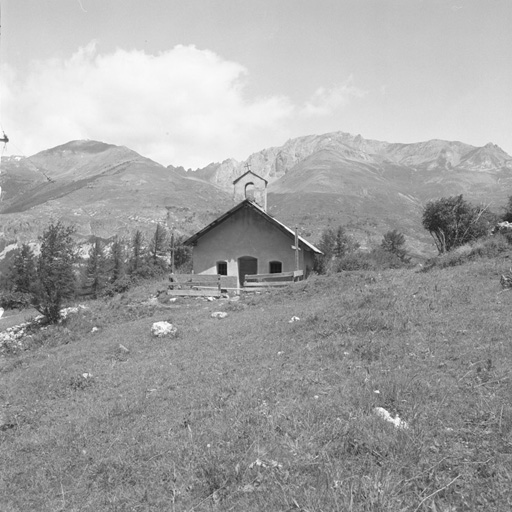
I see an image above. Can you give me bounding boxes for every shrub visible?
[335,253,373,271]
[502,196,512,222]
[172,234,193,272]
[314,226,360,273]
[368,247,406,269]
[422,195,491,253]
[104,275,132,296]
[381,230,409,262]
[0,291,33,310]
[334,248,406,272]
[423,235,511,270]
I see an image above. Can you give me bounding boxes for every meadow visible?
[1,256,511,511]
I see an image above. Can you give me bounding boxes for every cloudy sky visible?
[1,0,511,168]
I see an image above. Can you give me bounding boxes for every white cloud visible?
[301,76,366,117]
[1,43,360,167]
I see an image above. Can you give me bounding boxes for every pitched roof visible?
[184,199,323,254]
[232,170,268,185]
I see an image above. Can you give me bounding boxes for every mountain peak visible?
[40,139,118,156]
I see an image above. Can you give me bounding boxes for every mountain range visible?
[1,132,512,266]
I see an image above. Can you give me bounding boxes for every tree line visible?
[1,222,191,322]
[314,193,512,274]
[2,193,512,323]
[313,226,410,274]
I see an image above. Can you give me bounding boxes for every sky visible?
[0,0,511,168]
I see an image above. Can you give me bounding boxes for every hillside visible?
[1,259,512,510]
[1,132,512,264]
[182,132,512,255]
[0,140,233,247]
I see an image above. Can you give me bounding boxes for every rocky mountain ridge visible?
[179,132,512,192]
[1,132,511,268]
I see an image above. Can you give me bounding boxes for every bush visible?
[502,196,512,222]
[334,248,406,272]
[335,253,373,271]
[0,291,33,310]
[173,237,193,272]
[314,226,360,273]
[104,275,132,296]
[381,230,409,262]
[423,235,511,270]
[422,195,491,253]
[368,247,406,269]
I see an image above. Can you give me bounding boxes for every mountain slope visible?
[191,132,512,190]
[0,140,233,245]
[1,133,512,262]
[179,132,512,256]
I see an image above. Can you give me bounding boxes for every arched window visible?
[245,182,256,201]
[216,261,228,275]
[269,261,282,274]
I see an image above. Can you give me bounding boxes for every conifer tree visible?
[8,243,37,294]
[110,236,125,283]
[150,223,167,264]
[85,238,107,299]
[314,226,359,273]
[129,230,145,275]
[33,222,77,323]
[381,230,409,262]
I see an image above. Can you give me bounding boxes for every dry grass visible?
[1,260,512,511]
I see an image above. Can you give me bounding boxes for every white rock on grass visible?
[0,305,88,353]
[374,406,409,430]
[151,321,177,338]
[288,316,300,323]
[211,311,228,319]
[60,305,87,320]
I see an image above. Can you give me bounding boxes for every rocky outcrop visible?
[183,132,512,193]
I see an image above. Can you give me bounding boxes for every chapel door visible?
[238,256,258,287]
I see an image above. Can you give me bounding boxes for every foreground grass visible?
[1,260,512,511]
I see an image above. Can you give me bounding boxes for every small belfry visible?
[232,162,268,211]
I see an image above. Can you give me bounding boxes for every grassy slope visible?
[1,260,512,511]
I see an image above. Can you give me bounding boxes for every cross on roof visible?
[244,162,251,172]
